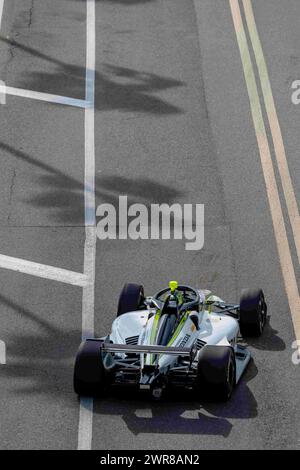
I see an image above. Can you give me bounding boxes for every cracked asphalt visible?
[0,0,299,450]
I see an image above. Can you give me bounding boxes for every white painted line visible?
[82,227,96,339]
[77,0,96,451]
[0,340,6,364]
[77,397,94,450]
[0,0,4,29]
[0,85,89,109]
[0,254,88,287]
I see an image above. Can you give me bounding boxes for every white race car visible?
[74,281,267,401]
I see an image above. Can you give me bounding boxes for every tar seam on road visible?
[229,0,300,342]
[77,0,96,451]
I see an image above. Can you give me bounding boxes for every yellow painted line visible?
[229,0,300,341]
[243,0,300,263]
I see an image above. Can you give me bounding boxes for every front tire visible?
[196,346,236,401]
[73,340,108,396]
[239,288,267,337]
[117,283,145,316]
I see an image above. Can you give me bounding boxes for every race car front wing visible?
[100,342,192,357]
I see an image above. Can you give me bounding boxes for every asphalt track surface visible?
[0,0,299,450]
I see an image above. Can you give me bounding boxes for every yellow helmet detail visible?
[169,280,178,292]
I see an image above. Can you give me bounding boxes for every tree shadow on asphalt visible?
[27,174,185,222]
[0,293,79,397]
[0,142,185,224]
[0,36,185,115]
[100,0,154,4]
[71,0,156,4]
[0,36,186,223]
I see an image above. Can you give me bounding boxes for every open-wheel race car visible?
[74,281,267,401]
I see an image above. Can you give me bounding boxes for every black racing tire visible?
[73,340,108,397]
[117,283,145,317]
[196,346,236,401]
[239,288,267,337]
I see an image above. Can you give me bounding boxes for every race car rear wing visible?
[100,342,192,357]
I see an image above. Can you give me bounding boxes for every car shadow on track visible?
[245,317,286,352]
[93,360,258,438]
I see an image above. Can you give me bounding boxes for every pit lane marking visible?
[1,85,89,109]
[0,254,88,287]
[0,1,4,28]
[0,340,6,364]
[0,0,95,450]
[243,0,300,263]
[77,0,96,451]
[0,2,91,290]
[229,0,300,342]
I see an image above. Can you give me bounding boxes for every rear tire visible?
[117,283,145,316]
[239,288,267,337]
[196,346,236,401]
[73,340,108,396]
